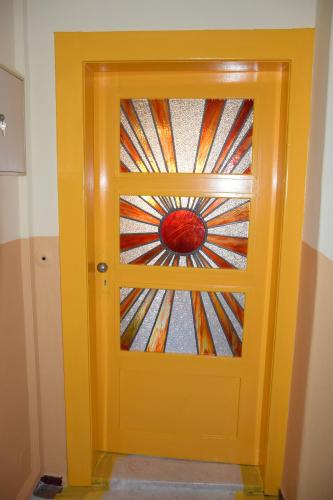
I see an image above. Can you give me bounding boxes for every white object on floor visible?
[102,490,236,499]
[110,454,242,493]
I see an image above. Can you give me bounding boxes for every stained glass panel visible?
[120,287,245,356]
[120,99,253,174]
[120,195,250,269]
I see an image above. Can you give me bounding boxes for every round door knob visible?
[97,262,108,273]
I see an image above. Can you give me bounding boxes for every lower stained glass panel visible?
[120,287,245,357]
[120,195,250,269]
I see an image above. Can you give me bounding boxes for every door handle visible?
[97,262,108,273]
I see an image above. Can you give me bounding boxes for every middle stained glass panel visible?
[120,195,250,269]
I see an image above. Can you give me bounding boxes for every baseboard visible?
[16,467,41,500]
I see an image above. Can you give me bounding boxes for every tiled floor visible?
[32,452,273,500]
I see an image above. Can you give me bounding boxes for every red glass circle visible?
[160,209,206,254]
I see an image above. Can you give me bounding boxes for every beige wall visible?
[0,240,34,499]
[30,237,67,478]
[0,1,41,499]
[1,0,68,493]
[282,1,333,498]
[283,244,333,499]
[295,247,333,498]
[0,234,67,498]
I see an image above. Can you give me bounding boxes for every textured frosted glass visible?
[120,99,253,174]
[120,195,250,269]
[120,287,245,357]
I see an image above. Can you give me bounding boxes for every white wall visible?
[24,0,316,238]
[0,0,15,67]
[304,0,333,261]
[0,0,32,245]
[0,0,21,244]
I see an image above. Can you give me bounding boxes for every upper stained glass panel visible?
[120,99,253,174]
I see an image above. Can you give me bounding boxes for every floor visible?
[31,453,277,499]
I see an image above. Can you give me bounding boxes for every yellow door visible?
[93,64,283,464]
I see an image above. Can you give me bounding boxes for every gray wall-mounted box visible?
[0,66,25,174]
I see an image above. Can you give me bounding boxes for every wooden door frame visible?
[55,29,314,494]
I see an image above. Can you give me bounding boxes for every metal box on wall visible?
[0,66,25,174]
